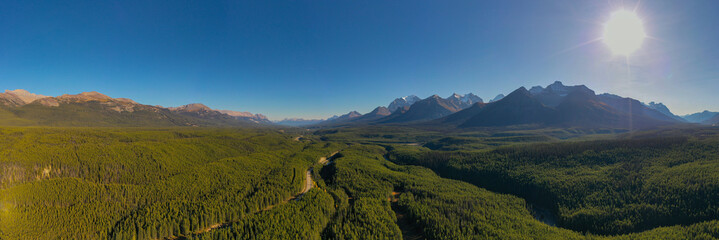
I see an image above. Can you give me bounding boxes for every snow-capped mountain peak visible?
[388,95,422,112]
[489,94,505,102]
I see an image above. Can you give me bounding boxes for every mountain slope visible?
[350,106,391,122]
[438,102,487,126]
[703,114,719,125]
[382,95,460,123]
[7,100,198,127]
[460,87,556,127]
[596,94,678,123]
[646,102,685,122]
[553,88,628,127]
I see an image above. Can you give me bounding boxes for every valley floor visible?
[1,126,719,239]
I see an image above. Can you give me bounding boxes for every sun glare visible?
[603,10,646,56]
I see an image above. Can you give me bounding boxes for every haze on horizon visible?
[1,0,718,120]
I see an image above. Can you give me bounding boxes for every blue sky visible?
[1,0,718,120]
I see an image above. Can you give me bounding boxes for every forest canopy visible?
[2,126,719,239]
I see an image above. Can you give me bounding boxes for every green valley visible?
[2,126,719,239]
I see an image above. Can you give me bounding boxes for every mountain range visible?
[315,81,714,130]
[0,84,715,129]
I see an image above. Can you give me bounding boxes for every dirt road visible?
[297,168,313,196]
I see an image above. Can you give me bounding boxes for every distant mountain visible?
[489,94,505,102]
[319,111,362,125]
[0,89,269,127]
[446,93,483,109]
[170,103,271,124]
[217,110,269,123]
[0,89,49,105]
[341,111,362,119]
[275,118,325,127]
[382,95,460,123]
[350,106,391,123]
[705,115,719,126]
[388,95,421,112]
[531,81,594,107]
[528,86,544,95]
[682,111,719,123]
[462,93,483,104]
[645,102,685,122]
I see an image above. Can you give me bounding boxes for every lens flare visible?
[603,10,646,56]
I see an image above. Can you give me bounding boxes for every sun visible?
[603,10,646,56]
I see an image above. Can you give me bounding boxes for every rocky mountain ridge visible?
[0,89,270,126]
